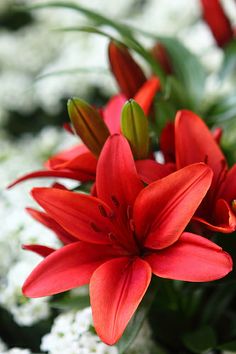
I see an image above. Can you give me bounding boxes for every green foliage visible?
[156,37,206,111]
[117,279,157,354]
[50,293,90,311]
[182,326,217,353]
[205,92,236,125]
[219,40,236,80]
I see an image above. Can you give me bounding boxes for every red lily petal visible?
[134,76,161,116]
[7,169,93,189]
[96,134,143,220]
[26,208,77,244]
[200,0,234,47]
[135,159,175,184]
[51,182,67,190]
[23,242,118,298]
[45,144,97,174]
[145,232,232,282]
[31,188,115,245]
[133,163,213,249]
[219,164,236,203]
[175,110,227,192]
[103,94,126,134]
[212,127,223,144]
[90,257,151,345]
[194,199,236,233]
[22,244,55,257]
[160,122,175,163]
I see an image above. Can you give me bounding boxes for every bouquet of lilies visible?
[9,0,236,353]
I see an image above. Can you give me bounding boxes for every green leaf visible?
[22,1,166,84]
[157,37,206,111]
[164,76,189,108]
[200,281,236,326]
[219,40,236,80]
[218,340,236,351]
[50,294,90,310]
[118,25,206,110]
[182,326,217,354]
[55,25,117,42]
[36,66,109,81]
[153,93,176,137]
[205,92,236,125]
[117,279,157,354]
[121,100,149,159]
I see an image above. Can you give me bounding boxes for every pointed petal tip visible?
[6,182,14,190]
[31,187,47,200]
[146,233,233,282]
[224,250,233,273]
[134,163,213,249]
[105,133,126,144]
[90,257,151,345]
[22,244,55,258]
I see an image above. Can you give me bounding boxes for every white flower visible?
[41,307,118,354]
[2,0,232,120]
[41,305,154,354]
[0,261,50,326]
[3,349,32,354]
[0,127,77,325]
[0,338,7,352]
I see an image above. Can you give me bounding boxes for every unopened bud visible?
[121,99,149,159]
[68,98,110,157]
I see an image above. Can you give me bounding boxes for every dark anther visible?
[111,195,120,207]
[98,204,108,217]
[90,222,101,232]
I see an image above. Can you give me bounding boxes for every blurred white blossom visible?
[1,0,234,121]
[41,307,153,354]
[0,338,32,354]
[0,126,77,325]
[3,349,32,354]
[0,338,7,353]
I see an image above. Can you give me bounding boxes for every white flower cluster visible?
[0,0,138,122]
[2,349,32,354]
[0,126,77,326]
[1,0,234,124]
[0,338,7,353]
[41,306,153,354]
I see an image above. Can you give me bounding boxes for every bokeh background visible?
[0,1,236,353]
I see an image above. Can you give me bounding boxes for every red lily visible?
[175,110,236,233]
[23,134,232,345]
[200,0,234,47]
[8,77,160,189]
[160,121,223,165]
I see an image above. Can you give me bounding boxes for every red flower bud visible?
[108,41,146,98]
[200,0,234,47]
[151,43,173,74]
